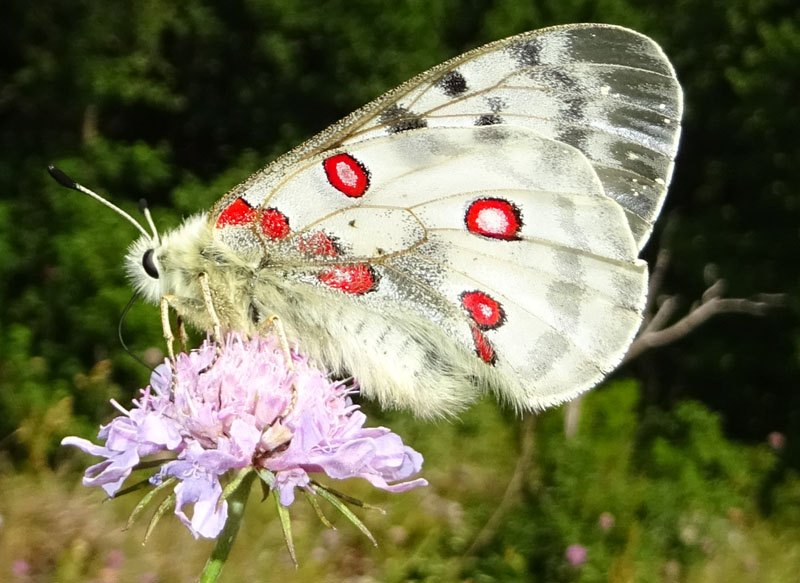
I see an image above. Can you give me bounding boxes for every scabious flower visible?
[62,333,426,540]
[565,544,588,566]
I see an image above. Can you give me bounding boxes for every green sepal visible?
[126,476,177,530]
[144,491,176,543]
[218,467,254,512]
[310,483,377,546]
[272,489,298,568]
[303,488,335,529]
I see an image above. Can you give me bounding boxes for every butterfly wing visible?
[214,23,681,249]
[209,24,681,413]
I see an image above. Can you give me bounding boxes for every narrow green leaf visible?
[273,489,298,567]
[311,480,385,513]
[256,467,276,486]
[256,467,276,501]
[218,467,254,511]
[144,491,176,543]
[303,489,335,529]
[311,484,377,546]
[126,476,177,530]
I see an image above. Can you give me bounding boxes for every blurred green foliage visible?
[1,0,799,581]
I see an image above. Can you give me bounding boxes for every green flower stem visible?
[199,470,257,583]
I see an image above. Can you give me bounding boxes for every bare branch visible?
[643,248,671,325]
[701,278,725,303]
[643,295,680,335]
[623,290,785,364]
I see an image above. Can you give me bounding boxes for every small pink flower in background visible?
[105,550,125,570]
[598,511,615,531]
[62,333,426,539]
[11,560,30,577]
[565,544,588,566]
[768,431,784,451]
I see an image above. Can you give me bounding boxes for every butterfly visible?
[61,24,682,418]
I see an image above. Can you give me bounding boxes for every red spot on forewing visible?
[298,231,339,257]
[260,208,290,240]
[461,291,505,329]
[465,198,522,240]
[323,153,370,198]
[318,264,376,294]
[217,199,291,241]
[471,325,496,364]
[216,198,256,228]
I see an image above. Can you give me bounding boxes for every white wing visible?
[209,24,682,412]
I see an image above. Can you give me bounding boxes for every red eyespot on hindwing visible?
[470,325,496,364]
[318,264,377,295]
[216,197,256,228]
[323,153,370,198]
[465,198,522,240]
[461,291,505,330]
[260,208,290,240]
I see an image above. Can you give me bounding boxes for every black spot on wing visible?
[508,38,543,67]
[437,70,468,96]
[486,96,507,113]
[544,69,579,90]
[562,96,587,122]
[475,114,503,126]
[556,127,590,156]
[379,104,428,133]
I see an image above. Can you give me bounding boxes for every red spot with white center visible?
[465,198,522,240]
[216,198,256,228]
[323,153,370,198]
[461,291,505,329]
[318,264,377,295]
[260,208,290,240]
[471,325,496,364]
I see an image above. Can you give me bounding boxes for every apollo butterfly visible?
[54,24,683,418]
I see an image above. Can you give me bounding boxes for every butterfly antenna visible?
[119,292,152,371]
[139,198,160,244]
[47,164,151,240]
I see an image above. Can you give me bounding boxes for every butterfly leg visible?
[260,314,297,420]
[160,295,180,392]
[160,295,177,364]
[197,272,224,374]
[176,314,188,353]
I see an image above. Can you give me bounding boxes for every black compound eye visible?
[142,249,159,279]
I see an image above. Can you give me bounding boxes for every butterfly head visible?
[46,165,208,305]
[124,214,210,305]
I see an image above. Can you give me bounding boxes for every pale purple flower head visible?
[62,333,426,539]
[565,544,588,566]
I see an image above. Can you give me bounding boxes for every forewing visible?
[213,23,682,250]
